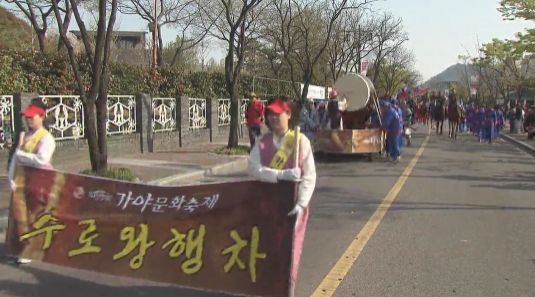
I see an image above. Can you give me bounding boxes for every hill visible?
[425,63,473,85]
[0,5,36,49]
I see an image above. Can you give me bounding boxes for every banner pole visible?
[287,125,300,297]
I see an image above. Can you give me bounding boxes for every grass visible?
[79,167,139,182]
[213,145,250,156]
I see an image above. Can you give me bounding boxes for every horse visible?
[447,95,462,139]
[433,98,446,135]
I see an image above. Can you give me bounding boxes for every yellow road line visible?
[311,129,431,297]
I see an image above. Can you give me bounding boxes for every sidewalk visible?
[500,132,535,153]
[0,141,250,232]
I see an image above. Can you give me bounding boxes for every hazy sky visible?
[373,0,532,80]
[3,0,533,81]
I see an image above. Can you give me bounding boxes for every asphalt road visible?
[1,127,535,297]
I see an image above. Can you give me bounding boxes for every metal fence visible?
[0,95,240,149]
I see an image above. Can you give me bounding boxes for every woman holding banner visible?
[247,98,316,290]
[8,98,56,265]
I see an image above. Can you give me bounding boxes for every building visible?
[69,30,150,66]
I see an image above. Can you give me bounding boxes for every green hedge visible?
[0,48,294,98]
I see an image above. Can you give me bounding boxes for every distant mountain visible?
[425,63,473,85]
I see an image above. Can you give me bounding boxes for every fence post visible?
[136,93,153,153]
[207,98,218,143]
[177,95,190,147]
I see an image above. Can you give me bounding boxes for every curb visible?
[0,208,7,234]
[500,134,535,154]
[148,157,248,186]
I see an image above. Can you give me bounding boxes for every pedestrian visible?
[247,98,316,285]
[514,103,524,134]
[380,100,403,162]
[245,92,265,148]
[299,98,320,139]
[475,105,487,142]
[8,98,56,265]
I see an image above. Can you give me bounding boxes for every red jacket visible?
[246,100,265,128]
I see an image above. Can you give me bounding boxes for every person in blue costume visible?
[380,100,403,162]
[475,105,487,142]
[486,105,498,143]
[495,105,505,135]
[390,98,404,147]
[466,102,475,135]
[369,102,381,128]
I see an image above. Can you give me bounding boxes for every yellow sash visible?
[21,129,49,153]
[269,130,303,170]
[14,129,50,191]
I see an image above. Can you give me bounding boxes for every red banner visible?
[5,166,298,296]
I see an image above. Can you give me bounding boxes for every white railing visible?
[152,97,176,132]
[107,95,136,135]
[218,98,231,126]
[189,98,207,129]
[0,95,14,149]
[240,99,249,124]
[41,95,84,140]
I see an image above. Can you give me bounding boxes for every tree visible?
[498,0,535,21]
[368,11,408,84]
[118,0,210,66]
[50,0,118,174]
[479,38,535,101]
[161,36,201,71]
[268,0,377,101]
[376,47,416,95]
[325,9,376,81]
[5,0,82,51]
[200,0,265,147]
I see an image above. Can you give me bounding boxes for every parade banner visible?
[5,166,297,296]
[312,129,383,154]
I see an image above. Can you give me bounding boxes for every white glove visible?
[10,180,16,191]
[288,204,303,216]
[277,168,302,182]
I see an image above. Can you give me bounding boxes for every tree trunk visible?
[83,97,102,173]
[300,71,313,102]
[37,30,46,52]
[227,92,240,148]
[157,27,164,67]
[95,92,108,174]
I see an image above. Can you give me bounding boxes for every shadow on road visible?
[0,243,231,297]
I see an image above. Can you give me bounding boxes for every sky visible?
[373,0,532,81]
[2,0,533,81]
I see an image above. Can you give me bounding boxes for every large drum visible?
[335,73,376,111]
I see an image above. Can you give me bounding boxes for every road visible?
[1,127,535,297]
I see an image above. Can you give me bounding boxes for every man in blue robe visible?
[391,98,404,147]
[474,105,486,142]
[380,100,403,162]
